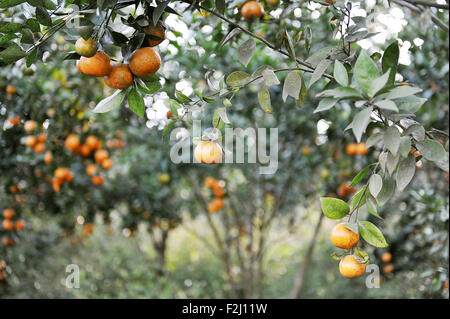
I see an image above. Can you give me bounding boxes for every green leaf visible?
[257,84,271,113]
[376,176,395,207]
[238,38,256,67]
[226,71,251,87]
[354,50,380,95]
[175,90,192,103]
[352,187,367,209]
[381,86,422,100]
[384,126,401,155]
[333,60,348,87]
[282,70,301,102]
[416,139,447,161]
[349,166,370,187]
[375,99,398,112]
[0,33,18,46]
[93,90,126,113]
[309,59,332,88]
[0,43,25,64]
[366,199,382,219]
[359,221,388,248]
[142,79,162,94]
[320,197,350,219]
[344,222,359,234]
[0,22,22,33]
[25,18,40,32]
[314,97,339,113]
[352,107,373,143]
[0,0,25,8]
[26,47,38,67]
[369,173,383,197]
[212,108,226,130]
[317,87,362,99]
[162,120,176,138]
[397,95,427,113]
[296,77,307,107]
[396,154,416,192]
[399,136,412,158]
[382,42,399,85]
[127,89,145,118]
[20,29,34,44]
[366,132,383,149]
[36,6,52,26]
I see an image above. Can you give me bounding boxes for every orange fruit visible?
[14,220,25,231]
[345,143,358,156]
[144,21,166,47]
[129,48,161,77]
[104,64,134,90]
[381,252,392,263]
[330,223,359,249]
[10,185,20,193]
[86,135,100,150]
[54,167,68,181]
[241,1,263,20]
[7,117,20,125]
[166,110,173,118]
[194,141,222,164]
[204,177,216,188]
[207,198,224,213]
[106,139,118,149]
[86,164,98,176]
[37,133,47,143]
[101,158,113,170]
[76,52,112,77]
[213,185,225,198]
[356,143,368,155]
[79,144,91,157]
[0,260,5,270]
[383,263,394,274]
[2,219,13,231]
[94,149,109,163]
[52,179,61,192]
[44,150,52,164]
[6,85,16,95]
[92,175,104,185]
[337,182,356,198]
[3,209,14,220]
[34,142,45,153]
[25,135,37,147]
[65,170,74,182]
[84,222,94,237]
[339,255,366,278]
[24,120,37,132]
[75,37,98,57]
[65,134,80,151]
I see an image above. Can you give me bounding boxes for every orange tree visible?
[1,0,449,297]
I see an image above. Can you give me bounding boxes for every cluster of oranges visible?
[51,167,74,192]
[2,208,25,233]
[205,177,226,213]
[241,1,264,21]
[75,24,162,90]
[23,120,47,154]
[0,260,7,281]
[345,142,368,156]
[64,134,113,186]
[337,182,356,198]
[194,141,223,164]
[381,252,394,274]
[330,223,365,278]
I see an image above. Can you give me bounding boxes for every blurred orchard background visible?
[0,0,449,298]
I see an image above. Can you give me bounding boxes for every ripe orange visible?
[166,110,173,118]
[75,37,98,57]
[52,179,61,192]
[34,142,45,153]
[383,263,394,274]
[101,158,113,170]
[86,164,98,176]
[213,185,225,198]
[65,134,80,151]
[337,182,356,198]
[7,117,20,125]
[83,222,94,237]
[345,143,358,156]
[129,48,161,77]
[194,141,223,164]
[14,220,25,231]
[144,21,166,47]
[92,175,104,185]
[24,120,37,132]
[339,255,366,278]
[207,197,224,213]
[356,143,368,155]
[77,52,112,77]
[6,85,16,95]
[10,185,20,193]
[25,135,37,147]
[54,167,68,181]
[330,223,359,249]
[79,144,91,157]
[3,209,14,220]
[37,133,47,143]
[204,177,216,188]
[2,219,13,231]
[381,252,392,263]
[241,1,263,21]
[44,150,52,164]
[105,64,134,90]
[86,135,100,150]
[0,260,5,271]
[94,149,109,163]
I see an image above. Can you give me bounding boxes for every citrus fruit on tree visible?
[86,164,98,176]
[241,1,263,21]
[2,219,13,231]
[3,209,14,220]
[194,141,223,164]
[381,252,392,263]
[144,21,166,47]
[65,134,80,151]
[95,149,109,163]
[25,135,37,147]
[24,120,37,132]
[101,158,113,170]
[75,38,98,57]
[34,142,45,153]
[76,52,112,77]
[104,64,134,90]
[14,220,25,231]
[129,48,161,77]
[92,175,104,185]
[339,255,366,278]
[6,85,17,95]
[330,223,359,249]
[86,135,101,150]
[383,263,394,274]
